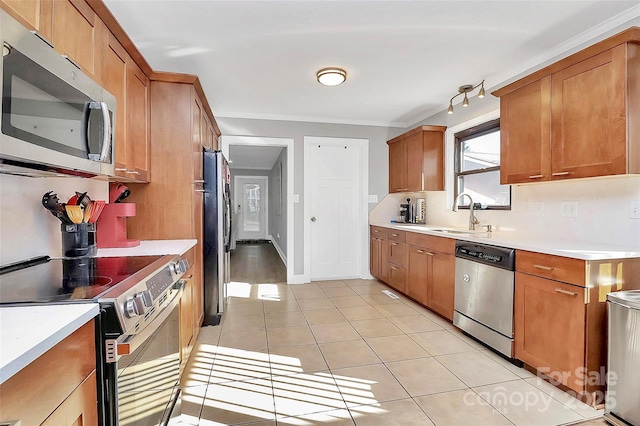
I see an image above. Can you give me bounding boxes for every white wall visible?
[0,174,108,264]
[217,117,398,275]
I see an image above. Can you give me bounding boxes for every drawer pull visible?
[391,242,398,246]
[374,230,380,233]
[416,250,424,254]
[534,264,554,271]
[552,171,571,176]
[391,266,398,270]
[391,233,398,236]
[555,288,577,296]
[425,252,434,256]
[528,174,544,179]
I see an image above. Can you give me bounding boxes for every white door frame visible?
[303,136,369,283]
[234,175,269,240]
[221,136,296,284]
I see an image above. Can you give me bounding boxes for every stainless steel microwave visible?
[0,11,115,178]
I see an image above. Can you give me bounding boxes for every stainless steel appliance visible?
[605,290,640,426]
[202,149,231,325]
[0,11,116,178]
[0,254,189,426]
[453,241,516,357]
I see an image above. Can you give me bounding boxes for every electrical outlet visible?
[630,201,640,219]
[561,201,578,217]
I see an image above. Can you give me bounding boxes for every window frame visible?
[453,118,511,210]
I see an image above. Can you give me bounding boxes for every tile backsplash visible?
[0,174,108,265]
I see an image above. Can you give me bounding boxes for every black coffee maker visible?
[399,198,411,223]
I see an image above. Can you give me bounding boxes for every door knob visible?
[311,217,316,222]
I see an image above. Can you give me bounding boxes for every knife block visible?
[96,203,140,248]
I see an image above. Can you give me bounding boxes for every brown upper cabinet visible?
[494,27,640,184]
[0,0,53,45]
[387,125,447,193]
[53,0,103,83]
[1,0,103,81]
[102,30,150,182]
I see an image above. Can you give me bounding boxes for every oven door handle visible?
[114,280,186,358]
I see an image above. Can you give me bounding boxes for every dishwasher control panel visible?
[455,242,515,270]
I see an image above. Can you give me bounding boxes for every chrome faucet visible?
[454,193,480,230]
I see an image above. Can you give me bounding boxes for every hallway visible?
[230,242,287,284]
[176,244,603,425]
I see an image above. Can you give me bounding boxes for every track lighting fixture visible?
[447,80,485,114]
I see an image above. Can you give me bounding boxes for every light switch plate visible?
[293,194,300,203]
[630,200,640,219]
[368,194,378,203]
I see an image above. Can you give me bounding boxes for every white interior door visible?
[308,140,361,280]
[234,176,268,240]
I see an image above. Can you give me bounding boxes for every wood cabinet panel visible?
[387,126,446,193]
[179,275,195,372]
[405,131,424,191]
[388,264,407,294]
[41,371,98,426]
[388,139,406,192]
[516,250,585,286]
[405,232,455,254]
[1,0,53,44]
[550,46,627,180]
[370,226,388,239]
[388,230,406,243]
[53,0,102,82]
[370,236,381,279]
[125,58,150,182]
[515,272,586,393]
[102,30,128,178]
[0,321,96,425]
[388,241,408,268]
[428,251,455,320]
[407,246,430,305]
[500,77,551,184]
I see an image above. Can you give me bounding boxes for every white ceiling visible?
[228,145,283,170]
[104,0,639,129]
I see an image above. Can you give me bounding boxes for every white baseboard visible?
[288,274,309,285]
[268,234,287,265]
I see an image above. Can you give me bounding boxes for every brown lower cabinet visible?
[514,249,640,405]
[0,320,97,425]
[515,272,586,393]
[370,226,455,320]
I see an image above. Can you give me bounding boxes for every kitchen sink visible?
[427,228,475,234]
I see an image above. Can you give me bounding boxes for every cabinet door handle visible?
[425,252,434,256]
[61,54,81,69]
[391,233,398,237]
[115,168,127,172]
[552,171,571,176]
[193,180,205,184]
[391,242,398,246]
[416,249,424,254]
[126,170,140,175]
[528,174,544,179]
[555,288,577,296]
[534,264,554,271]
[374,230,379,233]
[391,266,398,270]
[195,189,206,193]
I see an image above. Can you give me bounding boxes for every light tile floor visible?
[174,279,604,425]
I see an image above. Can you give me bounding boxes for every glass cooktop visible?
[0,255,163,305]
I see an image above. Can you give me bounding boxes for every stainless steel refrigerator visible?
[203,149,231,326]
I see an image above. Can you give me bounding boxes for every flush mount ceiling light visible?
[447,80,485,114]
[316,67,347,86]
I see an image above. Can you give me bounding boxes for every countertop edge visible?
[370,223,640,261]
[0,304,100,385]
[95,239,197,257]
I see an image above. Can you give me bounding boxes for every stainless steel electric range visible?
[0,254,190,426]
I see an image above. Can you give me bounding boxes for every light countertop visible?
[0,303,99,385]
[95,239,197,257]
[370,222,640,260]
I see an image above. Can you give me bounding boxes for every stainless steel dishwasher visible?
[453,241,516,357]
[605,290,640,426]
